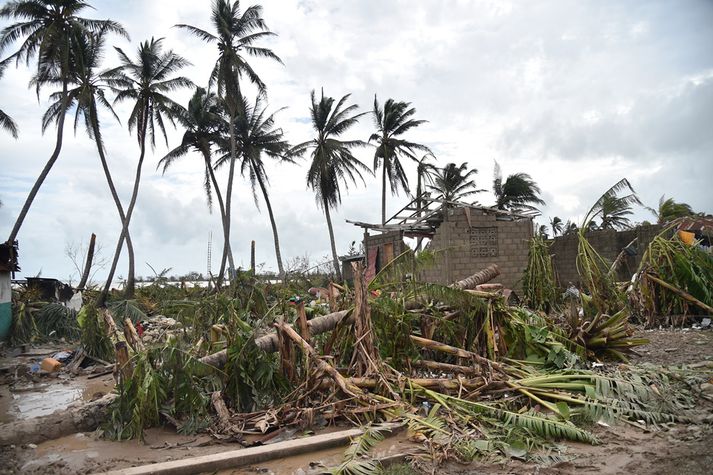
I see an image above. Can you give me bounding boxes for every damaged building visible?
[348,197,535,289]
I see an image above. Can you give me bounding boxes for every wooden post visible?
[296,301,310,343]
[250,240,256,273]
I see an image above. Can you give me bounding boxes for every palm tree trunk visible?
[416,173,424,251]
[255,172,285,279]
[323,197,343,281]
[89,109,135,291]
[98,104,149,306]
[201,147,232,286]
[217,115,238,285]
[381,162,387,225]
[6,79,69,243]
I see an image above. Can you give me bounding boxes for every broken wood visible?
[77,232,96,291]
[211,391,231,430]
[411,359,481,376]
[276,321,363,398]
[123,317,145,352]
[0,393,117,446]
[296,301,310,343]
[409,335,507,374]
[451,264,501,290]
[645,273,713,315]
[350,261,378,376]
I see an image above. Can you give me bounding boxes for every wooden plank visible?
[101,428,365,475]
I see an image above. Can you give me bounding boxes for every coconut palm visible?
[215,93,292,278]
[646,195,695,224]
[583,178,641,231]
[549,216,563,237]
[98,38,192,305]
[413,153,438,213]
[0,62,18,138]
[42,26,136,285]
[158,87,235,282]
[493,161,545,213]
[369,97,429,224]
[176,0,282,283]
[427,162,483,204]
[563,220,578,236]
[292,89,370,281]
[0,0,126,243]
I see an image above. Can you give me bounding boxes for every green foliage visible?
[522,235,558,313]
[332,426,385,475]
[35,303,80,340]
[79,303,114,363]
[576,231,623,315]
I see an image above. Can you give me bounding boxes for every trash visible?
[52,351,73,363]
[40,357,61,373]
[702,318,711,328]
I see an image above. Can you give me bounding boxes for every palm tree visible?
[549,216,563,237]
[292,89,370,281]
[176,0,281,283]
[216,94,292,278]
[646,195,694,224]
[583,178,641,231]
[563,220,578,236]
[42,26,136,287]
[99,38,192,304]
[0,61,18,138]
[493,161,545,212]
[413,153,438,251]
[0,0,126,243]
[369,97,429,224]
[158,87,235,282]
[427,162,483,204]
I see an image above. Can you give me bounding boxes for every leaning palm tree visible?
[646,195,695,224]
[292,89,370,281]
[42,26,136,284]
[493,161,545,213]
[427,162,483,204]
[0,61,18,138]
[98,38,192,305]
[158,87,235,284]
[216,94,293,278]
[176,0,281,283]
[370,97,429,224]
[549,216,563,237]
[583,179,641,231]
[0,0,126,243]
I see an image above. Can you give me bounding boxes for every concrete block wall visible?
[420,208,533,290]
[549,223,665,285]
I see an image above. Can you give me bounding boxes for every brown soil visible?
[1,329,712,474]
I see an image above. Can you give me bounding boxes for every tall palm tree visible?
[158,87,235,282]
[369,96,429,224]
[646,195,695,224]
[0,0,126,243]
[42,26,136,285]
[549,216,563,237]
[216,94,292,278]
[99,38,192,305]
[176,0,281,283]
[0,61,18,138]
[493,161,545,212]
[427,162,482,204]
[292,89,370,281]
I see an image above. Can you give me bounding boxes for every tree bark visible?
[202,148,232,288]
[451,264,501,290]
[77,233,96,291]
[99,102,149,306]
[0,393,117,446]
[381,161,387,225]
[323,197,343,281]
[218,115,238,285]
[7,79,69,243]
[256,172,285,279]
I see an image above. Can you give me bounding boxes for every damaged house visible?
[348,197,535,289]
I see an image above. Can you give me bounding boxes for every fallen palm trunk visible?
[451,264,500,290]
[410,359,481,376]
[200,309,352,369]
[645,273,713,315]
[409,335,511,375]
[0,393,117,446]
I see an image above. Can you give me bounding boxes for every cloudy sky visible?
[1,0,712,283]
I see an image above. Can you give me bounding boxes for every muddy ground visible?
[1,327,712,475]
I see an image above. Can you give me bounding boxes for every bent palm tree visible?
[216,94,292,278]
[493,161,545,213]
[646,195,694,224]
[158,87,235,281]
[428,162,483,204]
[550,216,563,237]
[292,90,370,281]
[42,27,136,281]
[0,0,126,243]
[176,0,281,283]
[413,153,438,251]
[370,97,429,224]
[99,38,191,304]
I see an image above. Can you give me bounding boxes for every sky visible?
[1,0,712,283]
